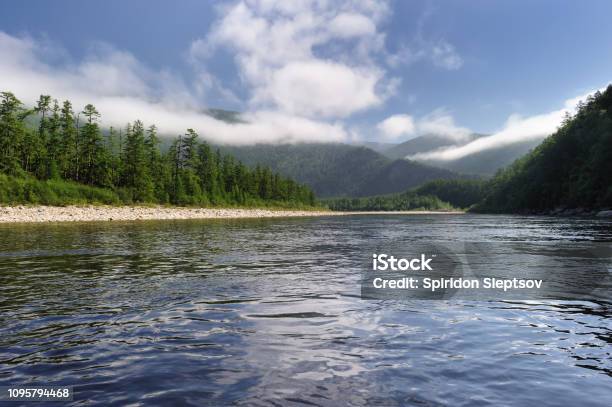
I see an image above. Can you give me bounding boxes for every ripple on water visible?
[0,215,611,406]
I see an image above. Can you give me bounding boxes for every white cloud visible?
[329,13,377,38]
[377,109,470,142]
[193,0,394,119]
[431,41,463,70]
[0,1,466,147]
[262,60,382,118]
[409,90,600,161]
[416,110,471,141]
[377,114,415,141]
[0,31,347,144]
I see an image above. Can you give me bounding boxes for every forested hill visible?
[377,133,541,176]
[0,91,315,207]
[324,179,486,212]
[219,143,463,198]
[473,85,612,213]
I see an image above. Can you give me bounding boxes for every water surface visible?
[0,215,611,406]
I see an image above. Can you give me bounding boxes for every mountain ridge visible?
[218,142,466,198]
[374,133,542,176]
[474,85,612,213]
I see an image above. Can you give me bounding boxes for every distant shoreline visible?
[0,205,464,223]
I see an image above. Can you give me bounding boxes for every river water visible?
[0,215,611,406]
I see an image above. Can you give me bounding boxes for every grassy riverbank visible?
[0,174,318,209]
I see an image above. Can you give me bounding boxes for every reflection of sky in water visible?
[0,215,611,406]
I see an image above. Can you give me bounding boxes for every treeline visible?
[221,143,460,197]
[323,191,453,211]
[323,178,485,212]
[415,179,485,209]
[473,85,612,213]
[0,92,315,207]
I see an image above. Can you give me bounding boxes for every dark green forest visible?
[0,91,315,207]
[415,179,486,209]
[3,85,610,213]
[473,85,612,213]
[379,132,542,177]
[220,143,462,197]
[323,191,454,212]
[333,84,612,214]
[323,179,485,211]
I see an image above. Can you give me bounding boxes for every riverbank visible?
[471,207,612,217]
[0,205,464,223]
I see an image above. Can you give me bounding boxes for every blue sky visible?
[1,0,611,152]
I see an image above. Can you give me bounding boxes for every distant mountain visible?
[419,139,542,176]
[474,85,612,213]
[377,133,541,176]
[381,133,484,160]
[219,143,464,198]
[203,108,244,124]
[324,178,486,211]
[357,141,399,154]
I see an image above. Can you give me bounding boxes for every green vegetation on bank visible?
[415,179,486,209]
[323,179,485,211]
[328,86,612,215]
[0,91,316,207]
[473,85,612,213]
[3,84,609,215]
[323,191,454,211]
[0,173,120,205]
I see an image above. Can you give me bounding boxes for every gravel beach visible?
[0,206,463,223]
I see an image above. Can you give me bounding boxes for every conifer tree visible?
[80,104,103,185]
[122,120,153,201]
[59,100,77,179]
[0,91,318,208]
[45,100,62,179]
[196,141,217,196]
[0,92,28,175]
[144,125,168,202]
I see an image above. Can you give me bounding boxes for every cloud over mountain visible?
[0,0,412,144]
[377,109,471,142]
[0,31,347,144]
[0,0,470,146]
[409,90,601,162]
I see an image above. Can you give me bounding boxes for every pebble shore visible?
[0,205,463,223]
[0,205,338,223]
